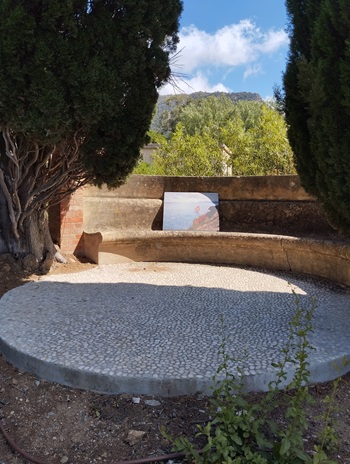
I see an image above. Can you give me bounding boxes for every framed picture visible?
[163,192,219,231]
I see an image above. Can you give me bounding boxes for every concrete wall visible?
[83,175,333,236]
[140,143,160,164]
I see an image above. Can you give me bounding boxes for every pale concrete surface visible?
[84,232,350,288]
[0,263,350,396]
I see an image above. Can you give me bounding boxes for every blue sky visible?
[160,1,290,99]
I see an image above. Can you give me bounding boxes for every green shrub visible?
[165,295,340,463]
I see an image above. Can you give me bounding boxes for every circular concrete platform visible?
[0,263,350,396]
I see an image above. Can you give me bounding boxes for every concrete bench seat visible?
[81,176,350,288]
[83,230,350,287]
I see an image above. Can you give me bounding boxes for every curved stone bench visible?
[83,231,350,287]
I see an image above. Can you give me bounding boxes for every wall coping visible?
[84,174,315,201]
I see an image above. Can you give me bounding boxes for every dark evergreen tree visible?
[0,0,182,265]
[284,0,350,232]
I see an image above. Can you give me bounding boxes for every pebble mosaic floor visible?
[0,263,350,396]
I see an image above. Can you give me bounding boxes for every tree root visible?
[54,250,67,264]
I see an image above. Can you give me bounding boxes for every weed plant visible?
[165,293,340,463]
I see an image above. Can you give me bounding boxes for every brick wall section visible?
[59,188,84,256]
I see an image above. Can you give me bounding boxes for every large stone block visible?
[84,198,163,232]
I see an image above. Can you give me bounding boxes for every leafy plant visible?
[315,357,349,457]
[166,294,341,463]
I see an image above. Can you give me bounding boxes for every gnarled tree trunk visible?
[0,127,90,271]
[0,186,64,271]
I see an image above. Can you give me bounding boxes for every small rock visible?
[40,255,54,273]
[12,379,18,385]
[125,430,147,446]
[60,456,69,464]
[144,399,161,407]
[2,264,10,273]
[132,397,141,404]
[34,380,40,387]
[22,254,39,272]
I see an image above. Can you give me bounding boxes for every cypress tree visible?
[284,0,350,231]
[0,0,182,264]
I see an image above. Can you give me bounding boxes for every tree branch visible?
[17,140,40,188]
[0,169,20,239]
[1,127,91,231]
[1,128,22,224]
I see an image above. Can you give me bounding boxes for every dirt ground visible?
[0,254,350,464]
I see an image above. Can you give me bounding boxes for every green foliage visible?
[267,294,316,464]
[132,160,162,175]
[152,92,262,134]
[0,0,183,187]
[149,98,296,176]
[166,296,340,464]
[159,96,263,138]
[283,0,350,232]
[221,104,295,176]
[147,130,167,146]
[173,95,240,137]
[151,123,225,176]
[156,94,192,136]
[133,130,165,174]
[316,357,349,456]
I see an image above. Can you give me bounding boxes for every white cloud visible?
[243,63,264,80]
[256,29,289,54]
[159,71,231,95]
[174,21,289,74]
[159,20,289,96]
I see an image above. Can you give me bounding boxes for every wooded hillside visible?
[151,91,262,132]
